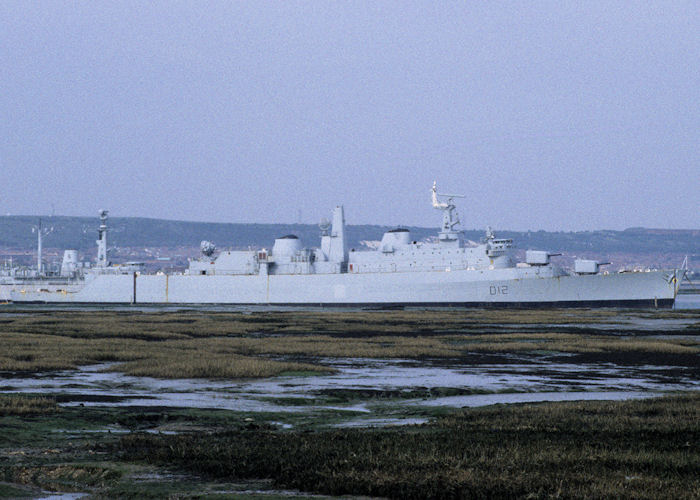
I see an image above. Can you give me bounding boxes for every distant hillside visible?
[0,216,698,256]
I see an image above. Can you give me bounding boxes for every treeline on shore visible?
[0,215,698,255]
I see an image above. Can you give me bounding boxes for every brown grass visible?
[0,332,329,378]
[0,394,59,416]
[0,308,637,339]
[112,350,328,379]
[0,310,697,378]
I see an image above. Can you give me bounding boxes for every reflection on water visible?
[36,493,88,500]
[3,356,697,421]
[412,391,654,407]
[1,304,697,427]
[675,294,700,310]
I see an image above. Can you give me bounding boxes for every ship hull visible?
[8,268,678,308]
[10,299,674,309]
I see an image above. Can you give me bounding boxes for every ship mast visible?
[31,218,54,275]
[96,209,109,267]
[431,181,464,242]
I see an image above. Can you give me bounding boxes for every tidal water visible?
[3,355,697,426]
[1,303,698,427]
[675,293,700,310]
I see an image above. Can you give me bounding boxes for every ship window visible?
[200,270,206,275]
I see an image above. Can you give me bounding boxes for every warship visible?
[7,183,684,307]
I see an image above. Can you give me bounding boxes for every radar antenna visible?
[200,240,216,257]
[431,181,464,236]
[318,217,331,236]
[431,181,449,209]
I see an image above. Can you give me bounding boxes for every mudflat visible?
[0,308,698,498]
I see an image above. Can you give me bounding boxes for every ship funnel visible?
[380,228,411,252]
[60,250,79,276]
[272,234,302,258]
[328,206,347,264]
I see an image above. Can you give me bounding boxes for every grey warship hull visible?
[10,267,678,308]
[6,184,684,307]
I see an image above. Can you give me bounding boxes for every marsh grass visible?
[7,464,119,492]
[0,391,697,498]
[0,483,32,498]
[0,394,59,416]
[113,351,329,379]
[441,333,699,354]
[0,309,644,340]
[191,332,699,359]
[0,310,697,378]
[119,393,700,499]
[0,333,331,379]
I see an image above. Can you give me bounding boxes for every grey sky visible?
[1,1,698,230]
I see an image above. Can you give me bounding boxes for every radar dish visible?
[200,240,216,257]
[318,218,331,231]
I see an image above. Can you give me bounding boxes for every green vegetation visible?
[0,483,33,498]
[0,394,697,498]
[0,402,354,497]
[119,393,700,499]
[0,309,698,497]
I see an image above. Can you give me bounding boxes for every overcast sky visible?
[1,1,698,231]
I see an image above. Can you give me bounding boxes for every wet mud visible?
[3,352,697,429]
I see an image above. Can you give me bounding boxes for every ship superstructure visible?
[187,183,518,278]
[7,184,684,307]
[1,210,142,302]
